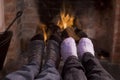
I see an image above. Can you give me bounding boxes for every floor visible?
[101,60,120,80]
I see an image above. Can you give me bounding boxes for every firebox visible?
[36,0,114,60]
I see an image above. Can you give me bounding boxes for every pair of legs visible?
[4,34,114,80]
[61,37,115,80]
[4,34,61,80]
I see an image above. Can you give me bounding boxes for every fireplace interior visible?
[36,0,114,60]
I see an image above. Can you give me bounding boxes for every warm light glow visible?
[57,10,74,30]
[39,24,47,42]
[42,26,47,42]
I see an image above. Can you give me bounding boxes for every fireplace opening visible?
[36,0,114,60]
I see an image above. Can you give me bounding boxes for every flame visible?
[42,26,47,42]
[39,24,47,42]
[57,10,74,30]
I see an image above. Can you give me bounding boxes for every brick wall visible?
[20,0,39,53]
[3,0,40,73]
[0,0,5,32]
[3,0,21,72]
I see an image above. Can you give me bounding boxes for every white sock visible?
[61,37,78,62]
[77,38,95,58]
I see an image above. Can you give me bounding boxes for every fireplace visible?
[2,0,119,67]
[36,0,114,60]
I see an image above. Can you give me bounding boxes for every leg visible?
[82,53,115,80]
[4,34,45,80]
[61,37,87,80]
[77,38,115,80]
[35,34,61,80]
[35,60,60,80]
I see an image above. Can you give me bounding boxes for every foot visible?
[47,23,60,33]
[74,28,88,38]
[45,33,62,68]
[61,29,69,40]
[31,33,44,41]
[28,33,45,66]
[61,37,78,62]
[77,38,95,59]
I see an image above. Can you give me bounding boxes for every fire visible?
[39,24,47,42]
[57,10,74,30]
[38,8,75,42]
[42,26,47,42]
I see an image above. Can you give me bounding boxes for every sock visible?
[77,38,95,58]
[61,37,78,62]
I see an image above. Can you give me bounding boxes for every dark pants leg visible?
[4,60,40,80]
[62,56,87,80]
[35,60,60,80]
[4,41,44,80]
[82,52,115,80]
[35,40,61,80]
